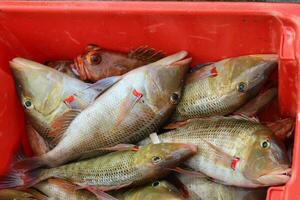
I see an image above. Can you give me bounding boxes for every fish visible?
[114,180,185,200]
[178,175,267,200]
[233,87,277,117]
[0,188,46,200]
[263,118,294,141]
[10,58,121,147]
[72,44,165,82]
[139,117,291,187]
[14,51,190,169]
[1,143,197,195]
[34,179,98,200]
[26,123,50,156]
[44,60,78,79]
[172,54,277,121]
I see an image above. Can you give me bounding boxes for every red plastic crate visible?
[0,1,299,199]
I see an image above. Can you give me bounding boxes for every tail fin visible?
[14,157,44,172]
[0,169,42,189]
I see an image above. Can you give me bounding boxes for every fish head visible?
[73,44,132,81]
[242,129,291,186]
[213,55,277,101]
[135,143,197,178]
[143,51,191,112]
[10,58,64,117]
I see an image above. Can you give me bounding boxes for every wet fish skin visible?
[2,143,197,191]
[34,179,97,200]
[73,44,165,82]
[178,175,267,200]
[10,58,119,147]
[172,54,277,121]
[15,51,190,169]
[139,117,290,188]
[0,188,44,200]
[114,180,185,200]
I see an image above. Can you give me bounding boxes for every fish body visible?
[172,54,277,121]
[73,44,165,82]
[3,143,197,191]
[16,51,190,168]
[115,180,185,200]
[178,175,266,200]
[139,117,290,187]
[0,189,43,200]
[10,58,119,147]
[34,179,97,200]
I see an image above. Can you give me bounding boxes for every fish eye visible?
[261,140,270,149]
[23,100,33,110]
[152,181,160,187]
[88,53,102,65]
[237,82,247,93]
[170,92,180,105]
[151,156,162,164]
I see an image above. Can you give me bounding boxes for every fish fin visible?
[0,169,42,188]
[86,44,101,51]
[13,148,26,163]
[48,109,81,145]
[114,89,143,127]
[86,76,122,95]
[96,144,140,152]
[166,175,189,199]
[27,124,51,156]
[200,139,235,168]
[14,156,44,172]
[163,120,191,129]
[168,167,207,177]
[48,179,78,192]
[233,87,277,117]
[186,65,218,84]
[190,62,214,73]
[26,188,50,200]
[228,114,260,123]
[76,182,132,193]
[128,46,165,63]
[149,133,161,144]
[80,186,118,200]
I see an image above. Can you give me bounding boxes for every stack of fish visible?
[0,44,293,200]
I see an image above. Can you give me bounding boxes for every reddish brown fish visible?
[72,44,165,82]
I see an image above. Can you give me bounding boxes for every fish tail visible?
[13,156,45,172]
[0,168,42,188]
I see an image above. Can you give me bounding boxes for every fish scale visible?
[172,55,277,121]
[41,151,142,187]
[15,51,190,169]
[139,117,289,187]
[0,143,197,191]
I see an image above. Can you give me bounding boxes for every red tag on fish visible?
[231,157,240,170]
[210,67,218,77]
[64,95,75,104]
[132,145,140,152]
[132,89,143,98]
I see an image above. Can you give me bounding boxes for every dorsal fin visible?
[128,46,165,63]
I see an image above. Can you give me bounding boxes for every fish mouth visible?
[256,168,291,186]
[73,55,89,81]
